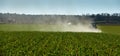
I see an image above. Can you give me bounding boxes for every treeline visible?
[0,13,92,24]
[0,13,120,24]
[89,13,120,24]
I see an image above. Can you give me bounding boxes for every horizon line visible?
[0,12,119,15]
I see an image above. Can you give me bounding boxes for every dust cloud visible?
[38,16,102,32]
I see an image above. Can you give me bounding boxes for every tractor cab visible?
[92,23,97,28]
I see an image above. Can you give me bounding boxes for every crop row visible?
[0,32,120,56]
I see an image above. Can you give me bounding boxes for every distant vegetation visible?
[89,13,120,24]
[0,13,120,24]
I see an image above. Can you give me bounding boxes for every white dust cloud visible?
[38,16,102,33]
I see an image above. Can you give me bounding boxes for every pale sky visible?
[0,0,120,15]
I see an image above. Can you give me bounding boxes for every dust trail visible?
[62,17,101,32]
[38,16,102,32]
[61,24,101,32]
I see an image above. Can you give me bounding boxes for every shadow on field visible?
[0,49,5,56]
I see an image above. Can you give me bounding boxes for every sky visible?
[0,0,120,15]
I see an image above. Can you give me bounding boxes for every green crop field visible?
[0,24,120,56]
[98,25,120,34]
[0,24,63,31]
[0,24,120,33]
[0,32,120,56]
